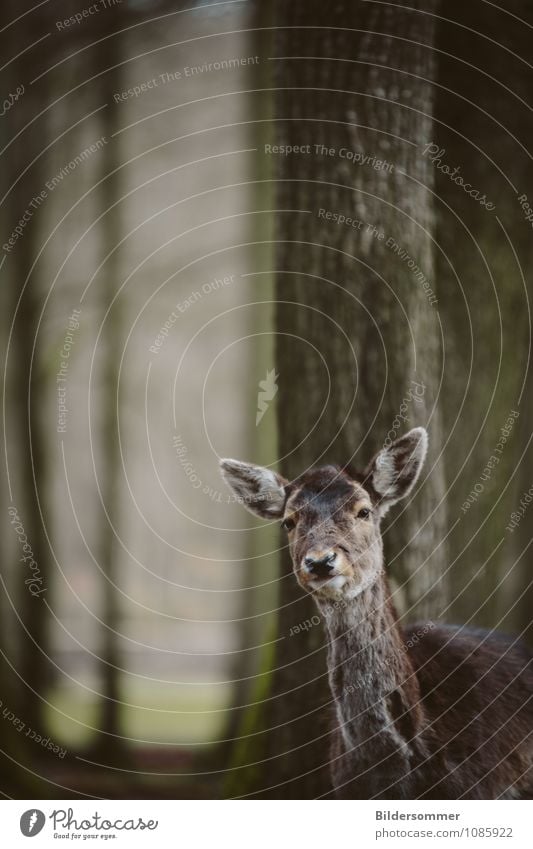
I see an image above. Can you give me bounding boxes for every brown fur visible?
[321,578,532,798]
[220,430,533,799]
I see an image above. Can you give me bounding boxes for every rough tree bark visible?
[229,0,448,798]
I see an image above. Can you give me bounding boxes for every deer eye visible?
[357,507,371,519]
[281,516,296,531]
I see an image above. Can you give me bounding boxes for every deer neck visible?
[317,573,425,756]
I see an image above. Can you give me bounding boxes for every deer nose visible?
[304,551,337,577]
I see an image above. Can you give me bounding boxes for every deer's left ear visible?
[365,427,428,516]
[220,459,288,519]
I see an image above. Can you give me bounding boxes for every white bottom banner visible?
[0,799,531,848]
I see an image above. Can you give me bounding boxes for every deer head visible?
[220,428,428,601]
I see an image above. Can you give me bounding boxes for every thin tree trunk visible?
[91,18,126,764]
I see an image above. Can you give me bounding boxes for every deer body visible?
[221,428,533,799]
[322,585,532,798]
[321,583,430,799]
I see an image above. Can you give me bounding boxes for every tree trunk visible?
[90,14,127,765]
[230,0,447,798]
[433,0,533,638]
[1,0,54,747]
[219,0,280,777]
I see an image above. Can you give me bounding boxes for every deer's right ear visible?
[220,459,288,519]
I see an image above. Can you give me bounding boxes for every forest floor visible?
[38,747,223,799]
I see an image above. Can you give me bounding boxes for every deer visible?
[220,428,533,799]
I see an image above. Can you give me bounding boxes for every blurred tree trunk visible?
[90,14,126,765]
[514,356,533,649]
[0,51,31,787]
[434,0,533,637]
[219,0,280,781]
[1,0,53,748]
[0,0,75,799]
[230,0,446,798]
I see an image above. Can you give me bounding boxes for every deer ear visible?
[366,427,428,516]
[220,459,288,519]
